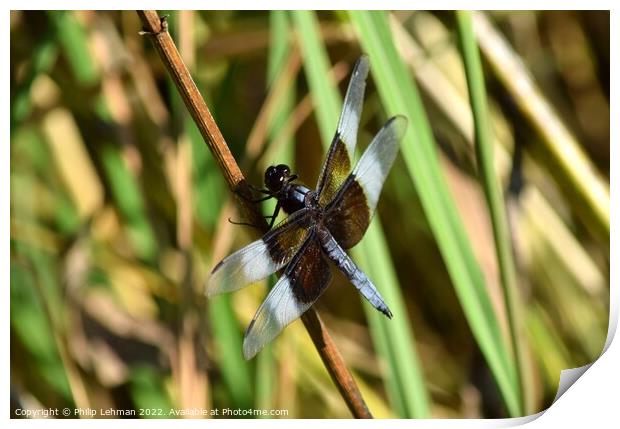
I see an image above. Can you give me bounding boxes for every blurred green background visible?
[10,10,609,418]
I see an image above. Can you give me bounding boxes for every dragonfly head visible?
[264,164,292,193]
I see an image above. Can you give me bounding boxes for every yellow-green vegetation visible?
[10,10,609,418]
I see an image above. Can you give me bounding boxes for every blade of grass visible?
[349,10,521,416]
[256,63,350,174]
[243,40,301,170]
[129,365,174,418]
[291,10,430,418]
[208,294,254,409]
[456,10,525,413]
[190,97,226,229]
[265,10,296,166]
[389,11,599,413]
[46,11,157,265]
[390,11,606,300]
[47,11,99,86]
[41,108,104,222]
[11,37,57,129]
[290,11,341,145]
[101,146,158,263]
[354,220,428,418]
[254,337,275,416]
[525,305,571,390]
[10,258,73,403]
[201,203,254,410]
[11,172,90,410]
[471,11,609,243]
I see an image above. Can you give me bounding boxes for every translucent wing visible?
[325,115,407,249]
[242,234,332,359]
[206,208,311,297]
[316,56,369,207]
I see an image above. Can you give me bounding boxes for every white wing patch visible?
[353,115,407,214]
[206,239,280,298]
[242,275,311,360]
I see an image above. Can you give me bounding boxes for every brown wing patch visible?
[207,209,313,297]
[325,176,371,249]
[259,208,311,268]
[317,136,352,207]
[289,235,332,304]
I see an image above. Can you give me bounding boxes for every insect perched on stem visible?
[207,56,407,360]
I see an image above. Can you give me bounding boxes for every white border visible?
[5,4,617,428]
[1,1,617,10]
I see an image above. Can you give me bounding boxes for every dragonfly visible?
[207,56,407,360]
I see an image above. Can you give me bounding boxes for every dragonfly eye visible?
[264,164,291,191]
[276,164,290,177]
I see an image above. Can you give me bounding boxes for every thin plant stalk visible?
[456,10,525,415]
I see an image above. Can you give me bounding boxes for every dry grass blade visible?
[243,48,302,163]
[471,12,609,242]
[136,10,372,419]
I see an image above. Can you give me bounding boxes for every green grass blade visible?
[101,146,157,263]
[349,10,521,416]
[354,220,429,417]
[11,169,81,405]
[192,99,252,411]
[129,366,174,418]
[471,12,609,242]
[10,259,73,403]
[100,147,145,224]
[290,11,341,144]
[47,11,99,86]
[207,295,254,409]
[190,116,226,229]
[291,10,429,418]
[254,333,275,416]
[266,10,296,164]
[11,38,57,129]
[456,10,525,413]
